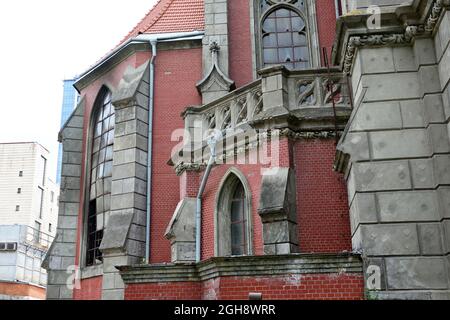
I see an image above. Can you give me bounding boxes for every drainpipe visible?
[142,31,204,264]
[195,134,218,262]
[145,40,157,265]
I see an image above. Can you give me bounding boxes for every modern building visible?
[46,0,450,300]
[0,142,59,299]
[56,79,80,184]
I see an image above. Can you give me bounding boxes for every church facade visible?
[44,0,450,300]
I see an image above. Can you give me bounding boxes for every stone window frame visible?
[80,84,115,269]
[214,168,253,257]
[250,0,321,77]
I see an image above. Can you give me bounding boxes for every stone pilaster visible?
[99,61,150,300]
[198,0,234,104]
[43,98,85,300]
[336,7,450,297]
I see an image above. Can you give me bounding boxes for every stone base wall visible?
[119,253,363,300]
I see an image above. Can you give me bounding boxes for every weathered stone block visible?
[350,101,402,131]
[418,223,444,255]
[337,132,370,161]
[410,158,435,189]
[386,257,448,290]
[414,38,437,66]
[424,94,445,123]
[360,224,420,256]
[359,47,395,74]
[419,65,442,94]
[433,155,450,184]
[429,124,450,153]
[352,161,411,192]
[362,73,421,102]
[400,100,425,128]
[100,210,134,252]
[393,46,416,72]
[377,191,440,222]
[349,193,378,235]
[370,129,431,160]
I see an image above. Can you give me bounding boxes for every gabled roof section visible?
[119,0,204,45]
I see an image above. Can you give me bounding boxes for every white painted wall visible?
[0,142,59,234]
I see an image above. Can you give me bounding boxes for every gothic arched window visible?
[216,170,252,257]
[230,183,247,256]
[257,0,313,70]
[86,88,115,266]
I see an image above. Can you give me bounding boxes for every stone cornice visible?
[334,0,450,74]
[172,127,343,176]
[118,253,362,284]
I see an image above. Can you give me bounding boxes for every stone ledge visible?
[117,253,362,284]
[81,264,104,280]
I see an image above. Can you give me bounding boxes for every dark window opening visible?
[86,200,103,266]
[230,183,247,256]
[19,171,23,177]
[17,188,21,194]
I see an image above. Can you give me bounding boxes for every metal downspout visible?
[145,40,157,264]
[195,137,218,263]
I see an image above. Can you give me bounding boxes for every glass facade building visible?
[56,79,79,184]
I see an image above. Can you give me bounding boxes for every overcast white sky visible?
[0,0,157,181]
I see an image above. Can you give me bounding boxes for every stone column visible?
[99,62,150,300]
[337,33,450,298]
[43,99,85,300]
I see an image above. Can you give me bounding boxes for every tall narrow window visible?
[216,170,252,257]
[19,171,23,177]
[86,89,115,266]
[258,0,311,70]
[230,183,247,256]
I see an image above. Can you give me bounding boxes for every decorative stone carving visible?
[197,41,235,104]
[342,0,450,73]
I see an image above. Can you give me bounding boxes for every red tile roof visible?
[119,0,205,45]
[77,0,204,85]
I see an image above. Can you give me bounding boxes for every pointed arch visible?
[82,85,116,267]
[214,168,253,257]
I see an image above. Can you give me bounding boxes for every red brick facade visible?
[70,0,360,300]
[294,139,352,253]
[73,277,103,300]
[124,274,364,300]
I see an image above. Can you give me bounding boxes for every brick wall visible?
[228,0,254,87]
[124,274,364,300]
[73,276,103,300]
[200,161,265,259]
[316,0,338,66]
[294,139,352,253]
[125,281,202,300]
[0,282,46,300]
[150,47,203,263]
